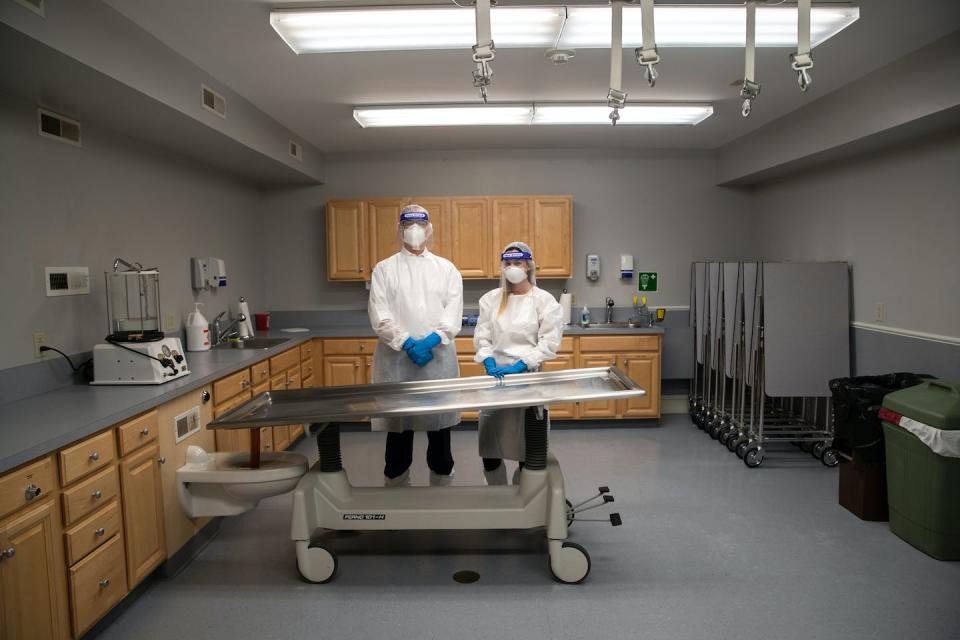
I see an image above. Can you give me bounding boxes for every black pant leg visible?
[482,458,503,471]
[426,427,455,475]
[384,430,415,479]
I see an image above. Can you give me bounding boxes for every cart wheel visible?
[719,429,731,445]
[297,543,338,584]
[736,440,750,459]
[726,434,740,452]
[812,441,827,460]
[566,498,575,527]
[821,449,840,467]
[744,447,764,468]
[550,542,591,584]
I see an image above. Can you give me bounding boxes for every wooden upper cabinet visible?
[407,197,451,260]
[326,200,367,280]
[367,199,406,274]
[491,197,532,276]
[450,197,491,278]
[532,196,573,278]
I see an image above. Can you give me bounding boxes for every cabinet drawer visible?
[558,336,574,353]
[62,466,120,526]
[302,374,315,389]
[59,430,116,487]
[64,498,121,566]
[287,369,302,390]
[213,368,252,404]
[455,337,474,354]
[69,534,127,636]
[578,335,660,353]
[270,348,300,375]
[0,456,56,520]
[271,373,287,390]
[300,341,314,362]
[116,410,158,457]
[250,360,271,386]
[322,338,377,355]
[213,390,253,419]
[300,356,314,379]
[252,381,269,396]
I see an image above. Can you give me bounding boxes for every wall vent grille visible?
[289,140,303,161]
[201,85,226,118]
[37,108,81,146]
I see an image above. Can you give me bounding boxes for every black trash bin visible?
[830,373,932,520]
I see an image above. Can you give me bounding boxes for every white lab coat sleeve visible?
[473,291,498,363]
[368,262,409,351]
[518,293,564,369]
[435,262,463,345]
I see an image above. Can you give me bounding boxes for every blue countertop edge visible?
[0,324,664,474]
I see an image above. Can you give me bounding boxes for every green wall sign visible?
[637,272,658,292]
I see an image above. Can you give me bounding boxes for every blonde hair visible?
[497,245,522,317]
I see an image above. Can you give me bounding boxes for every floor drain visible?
[453,570,480,584]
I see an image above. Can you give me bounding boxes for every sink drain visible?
[453,570,480,584]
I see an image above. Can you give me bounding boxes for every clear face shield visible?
[499,243,536,291]
[397,206,433,251]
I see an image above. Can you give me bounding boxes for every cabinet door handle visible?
[89,451,100,462]
[92,490,103,500]
[158,457,166,465]
[141,427,150,436]
[95,527,106,537]
[99,578,110,589]
[24,483,41,501]
[1,547,14,559]
[201,390,211,403]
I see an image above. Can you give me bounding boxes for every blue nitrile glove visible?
[413,351,434,367]
[402,337,416,352]
[408,332,442,363]
[498,360,528,376]
[483,357,499,377]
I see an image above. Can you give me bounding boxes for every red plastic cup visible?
[254,312,270,331]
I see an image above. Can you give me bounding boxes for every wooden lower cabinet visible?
[324,355,366,387]
[119,444,165,589]
[541,355,577,419]
[0,499,69,640]
[619,353,661,418]
[577,353,619,418]
[68,534,126,636]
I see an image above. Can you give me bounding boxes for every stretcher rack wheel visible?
[811,441,828,460]
[298,543,338,584]
[821,449,839,467]
[736,440,750,459]
[743,446,764,468]
[550,542,591,584]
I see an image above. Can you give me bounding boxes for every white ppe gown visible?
[473,287,564,460]
[368,248,464,432]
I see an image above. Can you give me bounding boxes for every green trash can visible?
[880,380,960,560]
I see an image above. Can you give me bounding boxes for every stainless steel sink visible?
[214,337,290,350]
[581,322,642,329]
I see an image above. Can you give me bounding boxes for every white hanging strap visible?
[634,0,659,87]
[471,0,495,102]
[606,0,627,125]
[790,0,813,92]
[740,0,760,117]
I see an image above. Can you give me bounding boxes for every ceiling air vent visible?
[37,108,81,146]
[14,0,45,17]
[201,85,226,118]
[289,140,303,161]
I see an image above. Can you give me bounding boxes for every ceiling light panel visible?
[271,5,859,53]
[353,104,714,127]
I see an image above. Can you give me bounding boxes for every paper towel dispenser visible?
[191,257,227,290]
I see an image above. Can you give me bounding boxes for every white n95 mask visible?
[403,225,427,249]
[503,265,528,284]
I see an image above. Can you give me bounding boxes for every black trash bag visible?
[830,373,933,463]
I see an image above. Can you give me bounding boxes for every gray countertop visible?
[0,323,664,474]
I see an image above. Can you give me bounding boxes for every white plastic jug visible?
[185,303,210,352]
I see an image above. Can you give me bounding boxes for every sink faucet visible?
[212,311,246,346]
[605,297,615,324]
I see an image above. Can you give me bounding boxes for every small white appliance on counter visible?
[91,258,191,385]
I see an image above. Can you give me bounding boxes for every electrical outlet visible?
[163,313,177,332]
[33,332,47,358]
[874,303,885,323]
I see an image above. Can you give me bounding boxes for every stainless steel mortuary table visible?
[208,367,646,584]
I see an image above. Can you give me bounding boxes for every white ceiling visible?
[104,0,960,153]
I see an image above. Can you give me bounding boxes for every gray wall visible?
[754,132,960,380]
[260,149,756,312]
[0,95,266,370]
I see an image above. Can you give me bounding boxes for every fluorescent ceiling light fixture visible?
[353,103,714,127]
[271,4,859,53]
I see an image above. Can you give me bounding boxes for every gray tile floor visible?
[99,417,960,640]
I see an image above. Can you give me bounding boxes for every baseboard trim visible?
[662,394,690,415]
